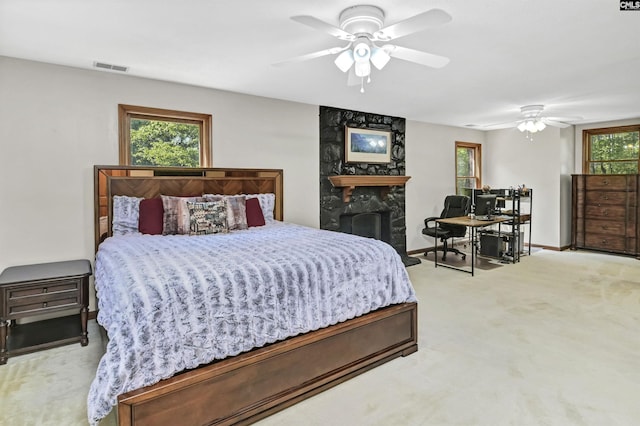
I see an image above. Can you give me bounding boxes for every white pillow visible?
[245,193,275,222]
[112,195,142,235]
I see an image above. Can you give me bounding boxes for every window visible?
[118,104,212,167]
[583,125,639,174]
[455,141,482,195]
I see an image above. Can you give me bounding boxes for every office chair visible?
[422,195,471,261]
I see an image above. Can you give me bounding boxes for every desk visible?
[435,216,509,276]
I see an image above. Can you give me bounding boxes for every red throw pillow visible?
[138,197,164,235]
[245,197,266,227]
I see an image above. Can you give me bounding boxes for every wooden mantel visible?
[328,175,411,202]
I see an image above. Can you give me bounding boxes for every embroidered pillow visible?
[246,193,275,222]
[161,195,203,235]
[203,194,248,231]
[226,195,248,230]
[112,195,143,235]
[138,197,164,235]
[187,201,228,235]
[245,197,266,227]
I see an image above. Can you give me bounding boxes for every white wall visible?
[405,121,485,251]
[483,126,575,248]
[0,57,319,309]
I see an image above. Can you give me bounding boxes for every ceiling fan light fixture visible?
[354,60,371,78]
[334,50,355,72]
[353,40,371,63]
[518,119,544,133]
[370,46,391,70]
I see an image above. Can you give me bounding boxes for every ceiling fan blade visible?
[273,46,347,66]
[383,45,450,68]
[374,9,452,41]
[291,15,355,41]
[542,118,572,128]
[479,121,518,130]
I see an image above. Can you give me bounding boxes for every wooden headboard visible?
[94,165,284,251]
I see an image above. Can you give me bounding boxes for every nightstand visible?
[0,259,92,365]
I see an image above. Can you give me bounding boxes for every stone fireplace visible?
[319,106,419,266]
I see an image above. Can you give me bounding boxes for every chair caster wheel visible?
[462,255,466,260]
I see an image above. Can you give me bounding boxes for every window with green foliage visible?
[118,105,212,167]
[455,141,482,196]
[583,125,639,174]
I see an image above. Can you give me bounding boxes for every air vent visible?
[93,61,129,72]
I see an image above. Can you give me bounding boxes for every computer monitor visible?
[475,194,497,217]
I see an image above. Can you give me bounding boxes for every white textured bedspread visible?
[88,222,416,424]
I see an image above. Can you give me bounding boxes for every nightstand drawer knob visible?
[43,288,48,293]
[42,302,47,308]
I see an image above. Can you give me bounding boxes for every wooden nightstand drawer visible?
[8,279,80,300]
[9,295,80,315]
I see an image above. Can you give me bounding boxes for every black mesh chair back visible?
[439,195,471,236]
[422,195,471,261]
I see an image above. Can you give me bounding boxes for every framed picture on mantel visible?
[345,127,391,163]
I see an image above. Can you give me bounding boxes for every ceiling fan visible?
[482,105,582,139]
[275,5,452,92]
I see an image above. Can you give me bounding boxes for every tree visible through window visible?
[118,105,212,167]
[583,125,639,174]
[455,141,482,195]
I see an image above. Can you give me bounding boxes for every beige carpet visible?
[1,249,639,426]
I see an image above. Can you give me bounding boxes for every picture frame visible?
[345,127,392,163]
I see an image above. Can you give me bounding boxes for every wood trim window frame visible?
[582,124,640,174]
[455,141,482,194]
[118,104,212,167]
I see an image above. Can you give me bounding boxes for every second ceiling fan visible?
[276,5,453,92]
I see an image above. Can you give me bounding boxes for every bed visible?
[91,165,418,426]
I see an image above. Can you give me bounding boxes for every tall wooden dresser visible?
[571,174,639,256]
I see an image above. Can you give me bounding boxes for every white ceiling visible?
[1,0,639,128]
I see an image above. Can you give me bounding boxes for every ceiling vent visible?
[93,61,128,72]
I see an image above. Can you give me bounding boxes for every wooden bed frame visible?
[94,165,418,426]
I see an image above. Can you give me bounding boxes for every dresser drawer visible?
[584,219,634,237]
[584,234,628,252]
[584,190,636,206]
[584,175,636,191]
[584,204,628,219]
